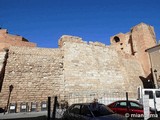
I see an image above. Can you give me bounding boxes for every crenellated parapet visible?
[58,35,83,48]
[0,29,36,51]
[58,35,108,49]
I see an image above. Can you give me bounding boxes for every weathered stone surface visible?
[62,41,144,95]
[0,47,64,111]
[146,44,160,88]
[0,23,157,111]
[0,29,36,51]
[110,23,156,76]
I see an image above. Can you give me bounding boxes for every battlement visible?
[88,41,106,47]
[0,29,36,51]
[58,35,107,49]
[58,35,83,48]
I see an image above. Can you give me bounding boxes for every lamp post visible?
[154,69,158,89]
[6,85,14,113]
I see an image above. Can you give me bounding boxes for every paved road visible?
[0,111,47,119]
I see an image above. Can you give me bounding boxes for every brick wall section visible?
[0,46,64,111]
[0,29,36,51]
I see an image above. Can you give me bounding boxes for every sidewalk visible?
[0,111,47,120]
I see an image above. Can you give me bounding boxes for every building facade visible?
[146,44,160,88]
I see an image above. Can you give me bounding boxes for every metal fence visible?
[54,91,137,119]
[4,91,137,119]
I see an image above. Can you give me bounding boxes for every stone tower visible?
[110,23,157,77]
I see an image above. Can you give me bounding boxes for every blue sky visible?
[0,0,160,48]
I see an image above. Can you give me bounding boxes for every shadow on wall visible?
[128,35,136,55]
[0,49,9,92]
[139,73,155,88]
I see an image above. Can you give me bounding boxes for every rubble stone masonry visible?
[0,47,63,111]
[61,39,144,94]
[0,23,157,111]
[0,29,36,51]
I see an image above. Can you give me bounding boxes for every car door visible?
[80,105,93,120]
[114,101,128,115]
[68,104,82,120]
[129,101,143,115]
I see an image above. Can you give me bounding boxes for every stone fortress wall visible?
[0,23,157,111]
[0,47,64,111]
[0,29,36,51]
[59,35,144,94]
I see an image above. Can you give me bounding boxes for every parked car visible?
[62,102,127,120]
[107,100,155,116]
[0,107,5,113]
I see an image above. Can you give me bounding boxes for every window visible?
[81,105,92,116]
[113,36,120,43]
[69,105,81,114]
[156,91,160,98]
[130,102,143,109]
[89,104,114,117]
[144,91,153,99]
[116,102,127,108]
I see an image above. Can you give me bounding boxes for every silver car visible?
[62,103,127,120]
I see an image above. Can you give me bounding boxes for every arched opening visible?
[113,36,120,43]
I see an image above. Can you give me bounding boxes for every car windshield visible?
[89,103,114,117]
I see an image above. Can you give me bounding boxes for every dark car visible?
[107,100,155,116]
[62,102,127,120]
[0,107,5,113]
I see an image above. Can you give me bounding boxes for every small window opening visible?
[113,36,120,43]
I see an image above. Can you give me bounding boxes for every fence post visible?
[126,92,130,120]
[47,97,51,120]
[52,96,57,120]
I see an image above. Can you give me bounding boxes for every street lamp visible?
[9,85,13,92]
[154,69,158,89]
[6,85,14,113]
